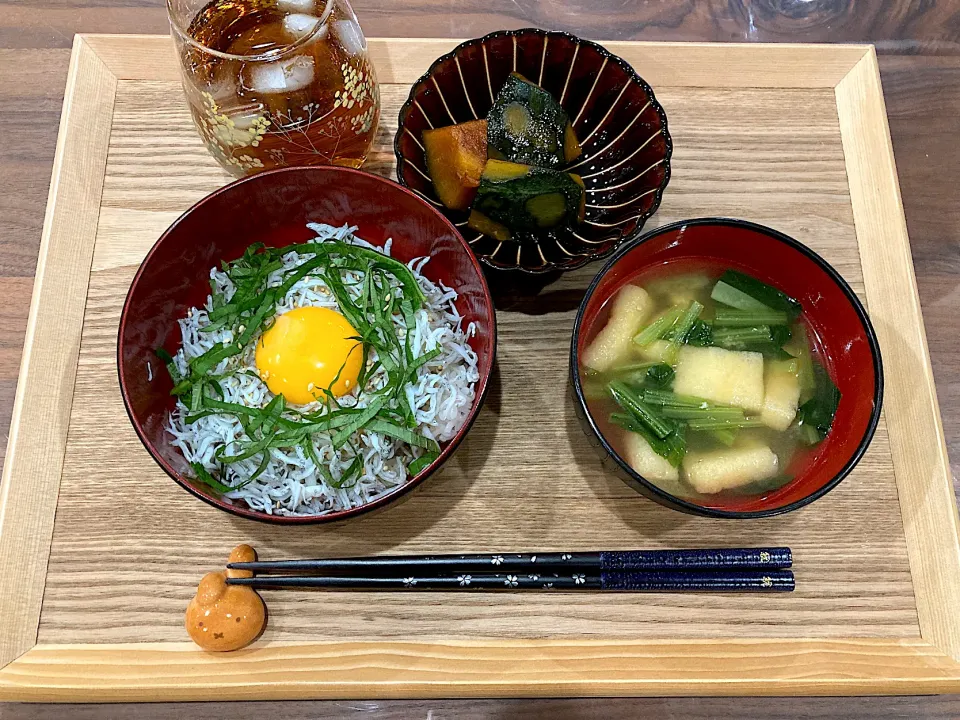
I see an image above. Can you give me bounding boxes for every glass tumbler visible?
[168,0,380,176]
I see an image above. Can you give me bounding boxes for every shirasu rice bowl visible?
[165,222,479,516]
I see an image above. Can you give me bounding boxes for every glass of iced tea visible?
[168,0,380,176]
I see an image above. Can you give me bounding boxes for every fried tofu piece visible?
[582,285,654,372]
[674,346,765,412]
[682,445,779,494]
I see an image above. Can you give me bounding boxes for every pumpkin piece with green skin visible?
[471,159,585,235]
[487,73,582,168]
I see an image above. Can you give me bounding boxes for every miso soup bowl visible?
[118,166,496,525]
[570,218,884,518]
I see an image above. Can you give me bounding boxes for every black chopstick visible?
[227,569,795,592]
[227,547,791,576]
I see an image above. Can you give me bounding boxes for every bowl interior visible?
[574,219,882,516]
[118,166,496,523]
[396,29,671,273]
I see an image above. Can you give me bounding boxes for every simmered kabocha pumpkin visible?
[466,208,513,242]
[564,123,583,163]
[487,73,582,168]
[469,159,585,239]
[423,119,488,211]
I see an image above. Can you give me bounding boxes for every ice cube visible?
[227,103,267,130]
[193,64,239,106]
[207,78,238,103]
[281,13,326,41]
[277,0,315,12]
[243,55,315,94]
[333,19,365,56]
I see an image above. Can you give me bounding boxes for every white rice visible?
[166,222,479,516]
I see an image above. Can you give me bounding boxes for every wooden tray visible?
[1,34,959,701]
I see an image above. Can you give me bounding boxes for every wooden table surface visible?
[2,1,960,717]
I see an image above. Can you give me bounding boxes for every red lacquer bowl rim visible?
[393,27,673,275]
[569,217,885,519]
[117,166,497,525]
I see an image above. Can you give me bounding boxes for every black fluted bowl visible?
[395,28,672,275]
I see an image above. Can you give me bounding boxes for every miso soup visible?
[578,261,841,503]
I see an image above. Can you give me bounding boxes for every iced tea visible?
[170,0,379,176]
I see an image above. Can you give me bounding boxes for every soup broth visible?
[579,260,841,504]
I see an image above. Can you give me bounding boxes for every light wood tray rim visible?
[1,34,959,700]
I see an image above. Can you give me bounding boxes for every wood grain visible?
[32,70,919,651]
[881,54,960,502]
[0,25,958,716]
[0,35,953,700]
[1,639,960,701]
[83,34,870,87]
[1,10,960,720]
[7,695,960,720]
[837,48,960,660]
[0,36,116,669]
[6,1,960,53]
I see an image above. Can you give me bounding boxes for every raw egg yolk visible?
[254,307,362,404]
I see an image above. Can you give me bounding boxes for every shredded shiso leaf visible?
[162,224,478,516]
